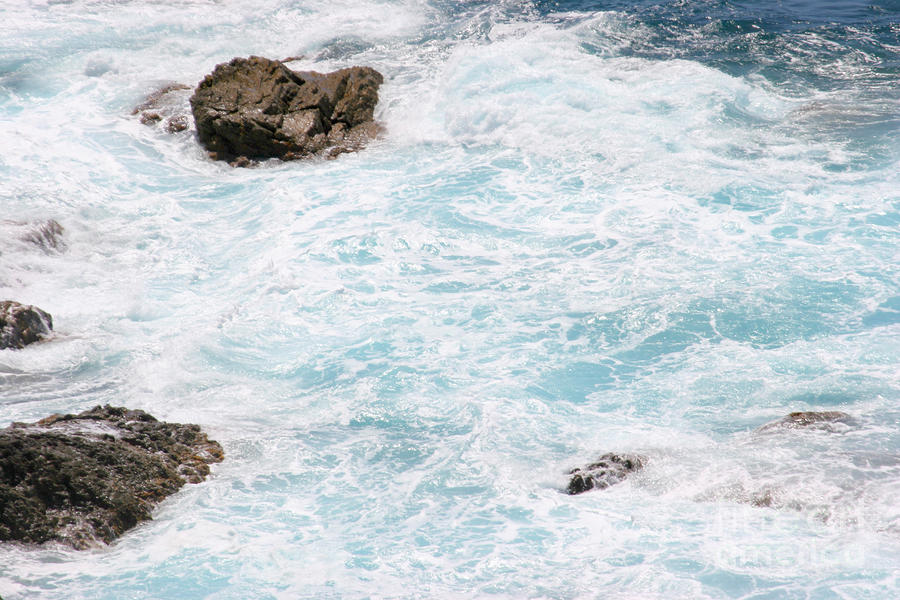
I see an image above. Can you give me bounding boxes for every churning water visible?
[1,0,899,597]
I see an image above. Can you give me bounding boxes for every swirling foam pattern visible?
[1,0,898,598]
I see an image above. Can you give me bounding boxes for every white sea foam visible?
[1,0,899,598]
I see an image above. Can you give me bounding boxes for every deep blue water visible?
[1,0,899,598]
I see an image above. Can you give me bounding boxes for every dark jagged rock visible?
[0,301,52,350]
[756,411,855,433]
[189,56,383,164]
[566,453,645,495]
[0,405,224,549]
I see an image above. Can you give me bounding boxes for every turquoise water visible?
[1,1,899,598]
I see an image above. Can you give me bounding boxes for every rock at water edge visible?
[0,405,224,549]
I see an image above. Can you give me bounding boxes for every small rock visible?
[0,301,53,350]
[756,411,856,433]
[566,453,645,495]
[132,83,192,134]
[166,115,188,133]
[0,405,224,549]
[229,156,253,168]
[695,482,793,511]
[139,111,162,125]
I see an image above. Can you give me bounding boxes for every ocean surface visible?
[1,0,899,597]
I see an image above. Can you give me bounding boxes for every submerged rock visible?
[20,219,65,252]
[695,482,807,513]
[756,411,855,433]
[2,219,66,253]
[566,453,645,495]
[189,56,383,164]
[0,301,53,349]
[132,83,192,135]
[0,405,224,549]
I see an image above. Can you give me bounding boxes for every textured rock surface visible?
[0,405,224,548]
[756,411,855,433]
[190,56,383,163]
[0,301,53,350]
[566,453,645,495]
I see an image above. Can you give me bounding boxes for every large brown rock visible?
[190,56,383,163]
[0,301,52,350]
[0,406,224,549]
